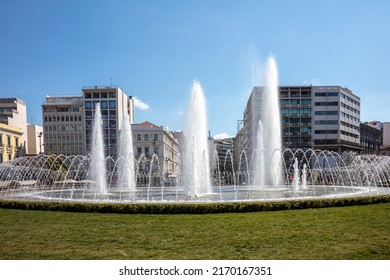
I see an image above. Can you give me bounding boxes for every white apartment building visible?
[132,121,180,178]
[313,86,361,152]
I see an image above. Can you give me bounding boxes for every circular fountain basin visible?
[2,184,387,204]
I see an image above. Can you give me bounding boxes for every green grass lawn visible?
[1,203,389,260]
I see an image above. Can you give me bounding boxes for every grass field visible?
[1,203,389,259]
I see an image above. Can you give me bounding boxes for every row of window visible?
[44,124,83,132]
[85,92,116,99]
[280,90,311,98]
[314,111,339,115]
[314,120,338,125]
[341,112,359,122]
[315,130,338,134]
[0,134,18,147]
[314,92,339,97]
[136,146,159,156]
[281,108,311,115]
[282,118,311,125]
[341,102,360,115]
[314,101,339,106]
[85,101,117,109]
[340,121,360,131]
[43,107,80,113]
[45,134,82,141]
[280,99,311,106]
[340,130,359,139]
[340,93,360,106]
[0,153,13,163]
[136,133,159,141]
[44,115,82,122]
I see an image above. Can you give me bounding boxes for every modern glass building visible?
[241,85,362,156]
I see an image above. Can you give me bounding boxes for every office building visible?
[42,95,84,155]
[83,86,134,159]
[241,85,362,157]
[42,86,134,158]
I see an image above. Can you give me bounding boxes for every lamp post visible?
[37,132,43,154]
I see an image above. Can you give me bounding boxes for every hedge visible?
[1,195,390,215]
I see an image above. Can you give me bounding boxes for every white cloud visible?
[214,132,233,139]
[133,97,150,110]
[302,77,321,86]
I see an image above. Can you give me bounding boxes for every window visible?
[144,147,149,155]
[144,134,149,141]
[15,138,19,147]
[153,134,158,141]
[93,92,100,98]
[85,101,92,109]
[109,100,116,109]
[101,101,108,109]
[137,147,142,155]
[109,92,116,98]
[85,93,91,98]
[137,134,141,141]
[7,136,11,146]
[101,92,108,98]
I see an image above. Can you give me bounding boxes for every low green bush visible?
[0,195,389,215]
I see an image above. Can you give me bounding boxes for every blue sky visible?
[1,0,389,138]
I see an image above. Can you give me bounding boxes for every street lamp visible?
[37,132,43,154]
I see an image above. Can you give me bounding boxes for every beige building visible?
[27,124,44,155]
[0,98,28,155]
[0,123,23,163]
[42,86,135,158]
[42,95,85,155]
[132,121,180,178]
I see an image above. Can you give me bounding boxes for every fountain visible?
[254,56,283,187]
[90,103,107,194]
[182,81,212,196]
[116,105,136,192]
[0,58,389,204]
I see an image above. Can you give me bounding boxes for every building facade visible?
[0,98,28,155]
[360,122,382,154]
[132,121,180,179]
[42,95,85,155]
[0,123,23,163]
[42,86,134,158]
[241,86,362,157]
[83,86,134,159]
[27,124,44,155]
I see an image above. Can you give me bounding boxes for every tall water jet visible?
[117,108,136,191]
[254,56,283,186]
[182,81,212,195]
[90,103,107,194]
